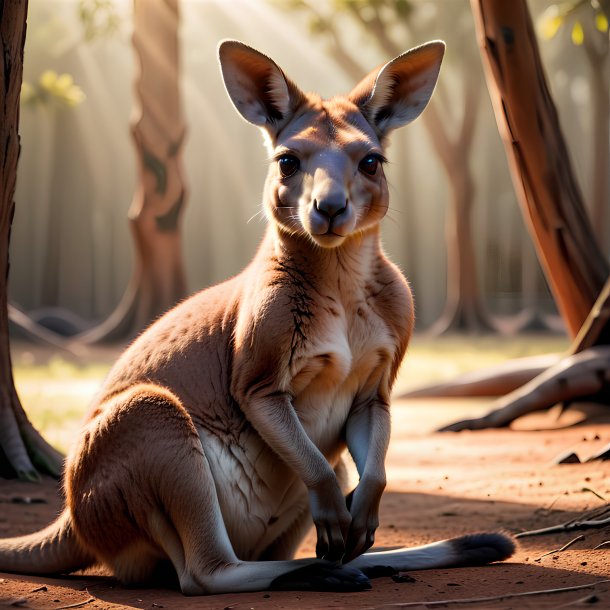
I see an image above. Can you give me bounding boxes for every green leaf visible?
[571,20,584,45]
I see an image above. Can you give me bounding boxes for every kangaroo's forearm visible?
[245,393,337,488]
[346,399,391,483]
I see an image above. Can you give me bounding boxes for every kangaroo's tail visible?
[351,532,516,574]
[0,509,94,575]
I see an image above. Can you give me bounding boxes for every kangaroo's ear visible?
[218,40,305,134]
[349,41,445,138]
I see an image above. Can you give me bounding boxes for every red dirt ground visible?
[1,400,609,609]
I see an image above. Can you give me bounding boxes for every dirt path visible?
[1,400,609,609]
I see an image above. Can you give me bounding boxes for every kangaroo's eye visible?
[278,154,300,178]
[359,155,379,176]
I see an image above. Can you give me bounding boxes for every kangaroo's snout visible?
[308,192,355,243]
[314,196,348,219]
[304,158,356,244]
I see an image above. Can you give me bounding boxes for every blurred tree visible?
[437,0,610,430]
[281,0,496,333]
[473,0,608,338]
[538,1,609,252]
[78,0,188,342]
[5,0,186,340]
[0,0,63,479]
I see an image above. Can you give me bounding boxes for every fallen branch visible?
[439,279,610,432]
[516,505,610,538]
[439,346,610,431]
[399,354,557,398]
[535,534,584,561]
[383,579,610,607]
[593,540,610,550]
[8,304,79,355]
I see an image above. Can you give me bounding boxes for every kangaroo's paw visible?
[270,562,371,592]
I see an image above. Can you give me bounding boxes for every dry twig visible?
[579,487,606,502]
[535,534,584,561]
[516,504,610,538]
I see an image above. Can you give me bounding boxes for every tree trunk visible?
[470,0,609,338]
[583,33,609,253]
[435,1,610,431]
[423,85,493,334]
[0,0,63,480]
[78,0,188,343]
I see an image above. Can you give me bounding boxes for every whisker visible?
[247,209,264,224]
[384,213,400,227]
[386,206,403,215]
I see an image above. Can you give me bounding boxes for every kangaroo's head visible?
[218,40,444,249]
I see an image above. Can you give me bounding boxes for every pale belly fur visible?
[200,329,388,560]
[199,381,356,560]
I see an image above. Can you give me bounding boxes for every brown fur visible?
[0,40,515,594]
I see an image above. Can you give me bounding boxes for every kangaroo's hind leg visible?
[67,384,369,595]
[65,384,239,593]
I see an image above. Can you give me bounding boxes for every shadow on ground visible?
[1,479,609,609]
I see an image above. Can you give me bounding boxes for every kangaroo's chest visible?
[291,295,395,451]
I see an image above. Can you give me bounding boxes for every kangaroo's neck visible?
[255,224,384,282]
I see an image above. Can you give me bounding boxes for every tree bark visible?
[78,0,188,343]
[470,0,609,338]
[0,0,63,480]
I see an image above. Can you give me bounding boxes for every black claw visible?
[270,563,372,592]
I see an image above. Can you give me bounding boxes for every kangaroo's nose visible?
[314,197,348,219]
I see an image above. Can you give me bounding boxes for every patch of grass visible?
[12,347,118,454]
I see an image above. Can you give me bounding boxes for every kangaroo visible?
[0,40,515,594]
